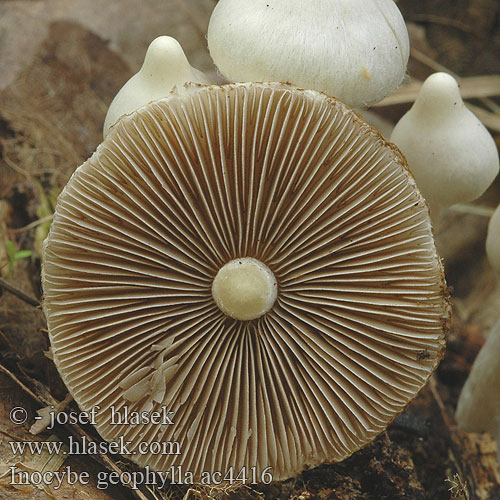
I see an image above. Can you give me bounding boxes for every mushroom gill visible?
[42,82,450,481]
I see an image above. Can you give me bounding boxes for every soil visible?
[0,1,499,499]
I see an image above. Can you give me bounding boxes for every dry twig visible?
[0,277,40,307]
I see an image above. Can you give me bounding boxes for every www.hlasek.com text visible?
[9,434,181,457]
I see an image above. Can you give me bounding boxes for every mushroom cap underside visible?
[42,82,450,481]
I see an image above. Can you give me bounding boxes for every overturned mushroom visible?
[43,82,450,481]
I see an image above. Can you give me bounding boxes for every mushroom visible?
[486,203,500,273]
[103,36,210,137]
[43,82,450,481]
[455,203,500,449]
[456,318,500,456]
[390,72,499,221]
[207,0,409,108]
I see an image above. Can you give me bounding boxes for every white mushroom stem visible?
[207,0,409,108]
[486,203,500,273]
[456,318,500,457]
[103,36,210,137]
[212,258,277,321]
[390,72,499,221]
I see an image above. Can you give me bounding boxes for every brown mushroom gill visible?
[42,82,450,481]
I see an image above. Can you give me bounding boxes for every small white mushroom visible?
[456,199,500,452]
[207,0,409,108]
[390,72,499,220]
[457,203,500,451]
[103,36,210,137]
[456,319,500,456]
[486,204,500,273]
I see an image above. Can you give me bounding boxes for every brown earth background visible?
[0,1,500,499]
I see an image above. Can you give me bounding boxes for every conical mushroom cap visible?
[42,82,450,481]
[390,72,499,215]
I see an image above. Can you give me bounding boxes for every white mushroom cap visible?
[207,0,409,108]
[103,36,210,137]
[456,319,500,454]
[486,204,500,274]
[43,82,450,481]
[390,72,500,218]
